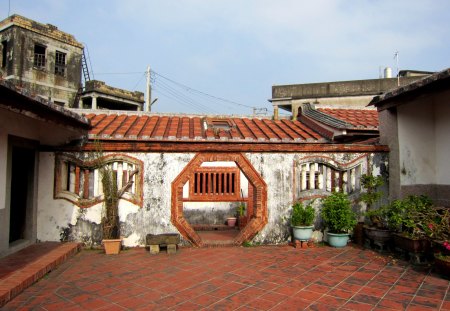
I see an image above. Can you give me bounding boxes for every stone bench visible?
[146,233,180,254]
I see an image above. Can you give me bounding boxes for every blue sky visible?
[2,0,449,115]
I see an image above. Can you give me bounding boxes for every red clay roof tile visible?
[84,113,333,143]
[317,108,379,128]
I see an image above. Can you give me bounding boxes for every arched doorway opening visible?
[171,153,267,247]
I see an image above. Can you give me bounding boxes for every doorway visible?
[9,144,36,244]
[171,153,268,247]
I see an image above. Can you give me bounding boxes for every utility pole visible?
[145,65,151,112]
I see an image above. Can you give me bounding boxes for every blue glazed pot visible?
[292,225,314,241]
[327,232,350,248]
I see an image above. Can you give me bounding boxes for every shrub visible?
[291,201,315,227]
[321,192,357,234]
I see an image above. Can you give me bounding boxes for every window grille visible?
[55,51,66,76]
[55,154,143,207]
[34,44,46,68]
[189,167,240,200]
[296,161,362,196]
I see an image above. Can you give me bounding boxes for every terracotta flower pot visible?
[227,217,237,227]
[103,239,122,255]
[434,255,450,278]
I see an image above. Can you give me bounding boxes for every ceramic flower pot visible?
[327,232,350,248]
[292,225,314,241]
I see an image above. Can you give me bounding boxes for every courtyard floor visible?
[2,243,450,310]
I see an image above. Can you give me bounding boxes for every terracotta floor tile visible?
[409,295,443,309]
[1,245,449,310]
[316,294,347,307]
[343,300,375,311]
[378,297,409,310]
[244,297,280,310]
[327,288,354,300]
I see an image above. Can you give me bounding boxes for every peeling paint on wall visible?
[38,151,388,246]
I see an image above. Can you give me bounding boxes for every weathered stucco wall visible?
[37,151,388,247]
[398,99,436,185]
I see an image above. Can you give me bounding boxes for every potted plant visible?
[237,202,247,229]
[321,192,357,248]
[359,174,392,250]
[96,145,139,254]
[290,201,315,241]
[386,195,433,258]
[422,206,450,276]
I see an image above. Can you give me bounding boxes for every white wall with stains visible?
[37,151,387,247]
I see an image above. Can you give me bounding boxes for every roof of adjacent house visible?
[70,109,387,152]
[371,67,450,109]
[295,103,379,142]
[84,112,327,143]
[317,108,379,128]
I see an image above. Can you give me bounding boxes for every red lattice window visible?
[189,167,240,200]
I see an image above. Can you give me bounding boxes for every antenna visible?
[394,51,399,86]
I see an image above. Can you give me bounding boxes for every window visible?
[189,167,240,200]
[34,44,46,68]
[294,160,363,199]
[54,50,66,76]
[55,154,143,208]
[1,40,7,68]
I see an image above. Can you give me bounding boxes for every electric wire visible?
[151,70,256,109]
[153,78,221,113]
[84,69,267,114]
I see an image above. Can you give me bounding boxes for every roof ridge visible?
[302,103,352,129]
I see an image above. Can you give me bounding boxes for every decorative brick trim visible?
[54,153,144,208]
[62,141,390,153]
[171,152,267,247]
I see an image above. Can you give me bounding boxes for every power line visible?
[151,70,257,110]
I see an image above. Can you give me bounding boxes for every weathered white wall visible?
[435,100,450,185]
[37,151,386,247]
[398,99,436,185]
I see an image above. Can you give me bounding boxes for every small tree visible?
[360,174,384,211]
[94,143,139,240]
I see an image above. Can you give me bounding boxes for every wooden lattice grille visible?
[190,167,240,200]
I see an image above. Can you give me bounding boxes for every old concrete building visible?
[0,15,144,111]
[270,71,432,120]
[0,79,90,257]
[0,14,84,107]
[80,80,144,111]
[372,68,450,206]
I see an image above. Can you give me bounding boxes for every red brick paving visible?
[1,244,450,310]
[0,242,81,307]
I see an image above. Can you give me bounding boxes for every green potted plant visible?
[237,202,247,229]
[360,174,391,250]
[386,195,433,257]
[420,206,449,276]
[290,201,315,241]
[321,192,357,248]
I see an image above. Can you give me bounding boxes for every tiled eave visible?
[0,79,91,130]
[82,112,327,144]
[371,68,450,111]
[297,103,379,142]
